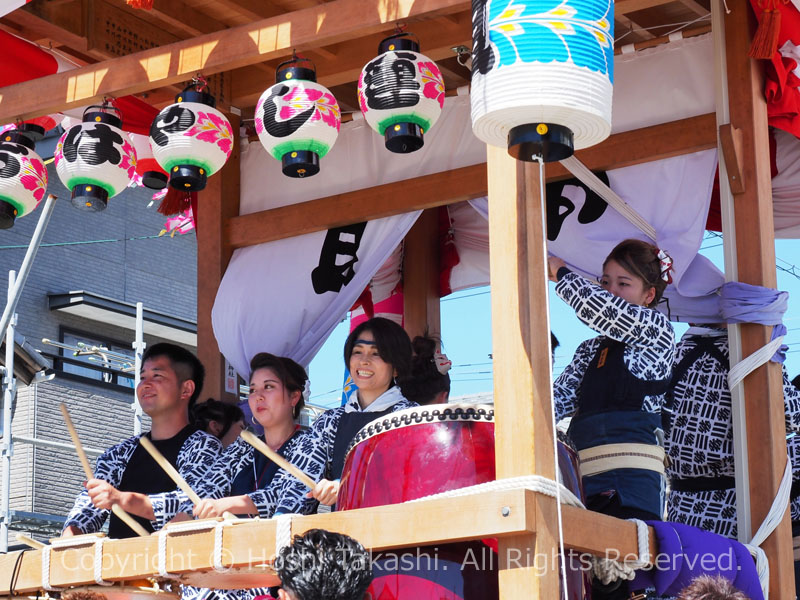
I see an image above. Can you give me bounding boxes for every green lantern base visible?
[71,183,109,212]
[384,122,424,154]
[507,123,574,163]
[0,200,17,229]
[169,165,208,192]
[282,150,319,178]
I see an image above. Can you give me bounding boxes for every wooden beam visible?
[227,113,716,248]
[0,491,654,594]
[403,208,441,341]
[196,113,240,403]
[487,146,557,598]
[0,0,470,123]
[724,5,795,599]
[229,11,471,108]
[718,123,744,195]
[616,0,673,13]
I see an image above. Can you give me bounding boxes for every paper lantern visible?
[470,0,614,162]
[55,106,136,211]
[0,128,47,229]
[150,84,233,191]
[1,114,64,142]
[131,133,167,190]
[255,57,341,178]
[357,33,445,153]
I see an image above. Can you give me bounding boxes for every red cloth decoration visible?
[705,128,778,231]
[0,30,57,85]
[112,96,159,136]
[749,0,800,138]
[438,205,460,297]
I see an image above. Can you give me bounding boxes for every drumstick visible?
[59,403,149,537]
[16,533,45,549]
[240,430,316,490]
[138,436,238,520]
[139,436,203,505]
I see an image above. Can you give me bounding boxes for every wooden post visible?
[724,7,794,598]
[487,145,558,597]
[402,208,441,341]
[196,113,240,403]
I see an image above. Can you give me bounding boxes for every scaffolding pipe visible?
[132,302,145,435]
[1,272,17,552]
[0,195,58,340]
[12,435,103,457]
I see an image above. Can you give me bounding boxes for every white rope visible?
[559,156,658,241]
[405,474,584,508]
[275,514,294,558]
[592,519,651,584]
[93,538,112,586]
[157,519,227,578]
[743,459,792,600]
[727,335,784,390]
[41,546,56,592]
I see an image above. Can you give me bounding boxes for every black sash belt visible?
[670,476,736,492]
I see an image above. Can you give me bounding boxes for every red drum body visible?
[338,405,495,508]
[338,405,590,600]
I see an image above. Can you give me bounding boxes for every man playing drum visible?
[62,343,222,538]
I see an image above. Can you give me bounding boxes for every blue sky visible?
[308,234,800,408]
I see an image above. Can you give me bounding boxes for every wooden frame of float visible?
[0,0,791,597]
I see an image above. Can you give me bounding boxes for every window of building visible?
[52,328,135,390]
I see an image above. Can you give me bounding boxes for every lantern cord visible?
[536,154,571,600]
[560,155,658,242]
[192,74,209,93]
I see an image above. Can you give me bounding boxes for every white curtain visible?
[212,211,420,378]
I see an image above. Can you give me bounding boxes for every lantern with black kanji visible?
[54,105,136,211]
[255,57,341,178]
[470,0,614,162]
[150,81,233,191]
[0,126,48,229]
[131,133,167,190]
[357,33,445,153]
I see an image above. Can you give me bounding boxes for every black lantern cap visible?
[18,122,46,142]
[169,164,208,191]
[508,123,574,163]
[384,122,424,154]
[379,33,420,53]
[71,183,109,212]
[82,108,123,129]
[1,130,36,150]
[282,150,319,178]
[142,170,168,190]
[0,201,17,229]
[276,56,317,83]
[177,89,217,107]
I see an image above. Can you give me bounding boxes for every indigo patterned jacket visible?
[63,430,222,533]
[553,270,676,422]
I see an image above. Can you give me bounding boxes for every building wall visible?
[2,161,196,530]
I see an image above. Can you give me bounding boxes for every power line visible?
[0,233,181,250]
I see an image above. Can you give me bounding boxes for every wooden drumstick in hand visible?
[138,437,236,520]
[241,430,316,490]
[59,403,149,537]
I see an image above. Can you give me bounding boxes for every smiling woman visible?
[295,317,416,508]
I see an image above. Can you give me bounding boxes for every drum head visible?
[179,566,280,589]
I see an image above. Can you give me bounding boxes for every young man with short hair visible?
[62,343,222,538]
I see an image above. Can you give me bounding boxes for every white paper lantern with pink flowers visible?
[254,57,340,178]
[357,33,445,154]
[54,106,136,212]
[150,83,233,191]
[0,127,48,229]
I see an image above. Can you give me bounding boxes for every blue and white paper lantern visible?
[471,0,614,161]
